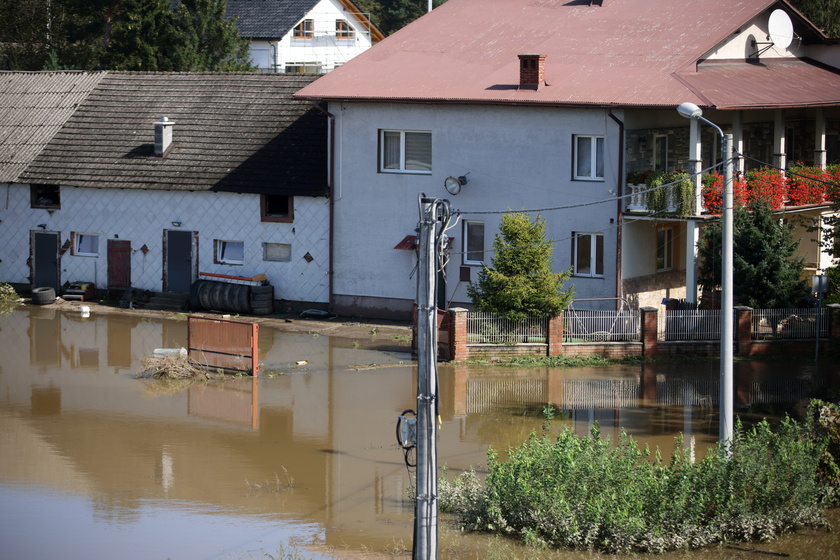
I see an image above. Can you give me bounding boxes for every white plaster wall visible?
[330,103,623,311]
[704,11,805,61]
[0,184,329,303]
[807,44,840,71]
[273,0,375,73]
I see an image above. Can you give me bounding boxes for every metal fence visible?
[665,309,721,341]
[563,309,640,342]
[752,308,828,340]
[466,312,548,344]
[464,306,830,346]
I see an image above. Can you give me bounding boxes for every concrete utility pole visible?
[720,133,734,451]
[414,196,449,560]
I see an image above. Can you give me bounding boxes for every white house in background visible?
[296,0,840,320]
[1,72,330,306]
[227,0,384,73]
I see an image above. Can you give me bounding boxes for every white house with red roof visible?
[296,0,840,319]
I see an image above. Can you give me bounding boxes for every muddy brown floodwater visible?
[1,303,838,560]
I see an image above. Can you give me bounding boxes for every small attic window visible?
[261,194,294,223]
[336,20,354,39]
[294,19,314,39]
[31,184,60,209]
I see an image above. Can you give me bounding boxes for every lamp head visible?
[444,175,468,195]
[677,102,703,119]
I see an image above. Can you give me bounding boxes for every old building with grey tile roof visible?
[1,71,332,306]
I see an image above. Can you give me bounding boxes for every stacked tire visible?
[250,285,274,315]
[31,287,56,305]
[189,280,274,315]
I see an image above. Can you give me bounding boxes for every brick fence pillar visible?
[547,312,564,356]
[828,304,840,340]
[449,307,469,362]
[735,306,753,357]
[641,307,658,358]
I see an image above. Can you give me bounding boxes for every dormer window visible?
[336,20,354,39]
[293,19,314,39]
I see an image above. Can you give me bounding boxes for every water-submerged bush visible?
[440,412,832,554]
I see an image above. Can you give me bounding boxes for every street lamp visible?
[677,102,735,452]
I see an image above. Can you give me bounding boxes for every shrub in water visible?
[441,416,829,553]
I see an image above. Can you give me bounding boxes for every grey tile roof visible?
[21,72,328,197]
[0,71,105,183]
[226,0,319,39]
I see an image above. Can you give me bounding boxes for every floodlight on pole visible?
[677,102,734,453]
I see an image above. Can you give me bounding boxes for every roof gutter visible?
[313,102,336,312]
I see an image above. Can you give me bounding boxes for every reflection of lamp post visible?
[814,273,828,362]
[677,102,734,451]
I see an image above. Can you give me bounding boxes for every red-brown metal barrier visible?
[187,315,259,375]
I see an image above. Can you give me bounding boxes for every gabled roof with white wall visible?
[295,0,840,110]
[227,0,383,42]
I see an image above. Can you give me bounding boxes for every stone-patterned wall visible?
[0,184,330,303]
[622,269,686,310]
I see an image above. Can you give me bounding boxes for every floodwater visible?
[1,306,839,560]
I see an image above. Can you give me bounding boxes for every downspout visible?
[314,102,336,311]
[608,110,624,309]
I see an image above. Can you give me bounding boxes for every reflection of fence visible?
[466,312,548,343]
[563,309,640,342]
[187,316,259,375]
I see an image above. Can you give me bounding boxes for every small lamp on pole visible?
[677,102,735,452]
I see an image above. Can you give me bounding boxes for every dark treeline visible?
[0,0,836,71]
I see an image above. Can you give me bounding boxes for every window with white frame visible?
[653,135,668,172]
[573,232,604,277]
[73,232,99,257]
[656,228,673,271]
[263,242,291,262]
[379,130,432,173]
[463,221,485,265]
[573,135,605,180]
[215,240,244,265]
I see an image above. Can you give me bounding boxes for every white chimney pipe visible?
[154,117,175,157]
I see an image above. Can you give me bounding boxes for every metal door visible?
[166,230,194,293]
[107,239,132,289]
[32,231,60,290]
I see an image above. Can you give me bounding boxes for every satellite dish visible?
[768,9,794,49]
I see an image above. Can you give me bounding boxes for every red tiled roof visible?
[296,0,840,110]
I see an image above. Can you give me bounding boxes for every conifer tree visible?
[467,212,574,321]
[698,204,811,308]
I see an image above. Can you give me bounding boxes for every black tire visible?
[31,287,55,305]
[251,285,273,295]
[250,292,273,302]
[250,302,274,315]
[189,280,205,310]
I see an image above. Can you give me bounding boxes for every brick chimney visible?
[518,54,546,90]
[153,117,175,157]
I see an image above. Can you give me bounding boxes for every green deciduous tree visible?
[467,212,573,321]
[698,203,812,308]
